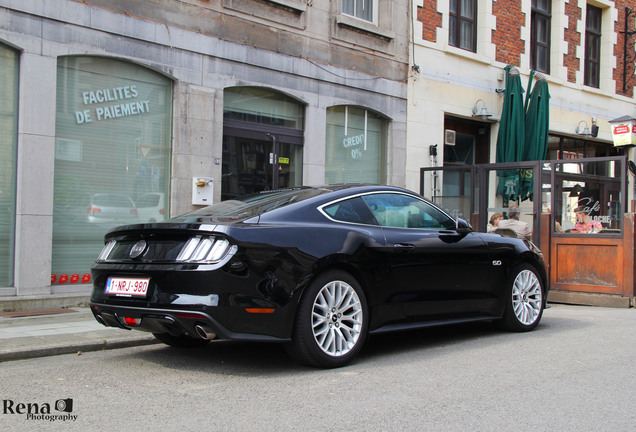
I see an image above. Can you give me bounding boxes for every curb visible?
[0,337,160,362]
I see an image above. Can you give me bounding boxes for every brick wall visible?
[492,0,525,66]
[416,0,636,97]
[613,0,636,96]
[417,1,442,42]
[563,0,582,84]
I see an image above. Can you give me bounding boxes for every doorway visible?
[221,128,302,200]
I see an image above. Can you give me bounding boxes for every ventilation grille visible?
[444,129,456,146]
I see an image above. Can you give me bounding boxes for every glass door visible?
[221,133,301,200]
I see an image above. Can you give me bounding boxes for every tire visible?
[152,332,210,348]
[286,270,368,368]
[498,263,544,332]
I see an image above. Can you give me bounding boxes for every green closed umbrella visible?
[496,66,525,202]
[519,73,550,200]
[523,75,550,160]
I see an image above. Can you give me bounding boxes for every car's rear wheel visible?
[152,332,210,348]
[499,263,544,332]
[286,270,368,368]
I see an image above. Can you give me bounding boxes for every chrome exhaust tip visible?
[194,324,216,340]
[95,314,106,326]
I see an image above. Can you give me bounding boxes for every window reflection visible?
[555,159,622,234]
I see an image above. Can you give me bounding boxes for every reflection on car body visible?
[90,184,548,368]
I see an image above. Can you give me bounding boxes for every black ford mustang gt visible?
[90,184,548,368]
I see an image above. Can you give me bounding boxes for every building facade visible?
[0,0,409,309]
[409,0,636,193]
[409,0,636,305]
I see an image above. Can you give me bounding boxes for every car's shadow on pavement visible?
[116,311,584,376]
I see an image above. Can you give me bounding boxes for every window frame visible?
[449,0,477,53]
[551,156,626,236]
[530,0,551,73]
[342,0,376,24]
[0,42,19,290]
[584,4,602,89]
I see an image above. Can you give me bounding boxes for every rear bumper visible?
[90,303,290,343]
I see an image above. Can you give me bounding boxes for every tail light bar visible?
[96,235,235,264]
[176,236,233,263]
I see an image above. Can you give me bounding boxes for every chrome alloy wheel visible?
[311,280,363,357]
[511,269,543,326]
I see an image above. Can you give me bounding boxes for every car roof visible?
[170,184,418,224]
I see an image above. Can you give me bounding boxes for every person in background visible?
[573,206,602,233]
[487,213,503,233]
[545,205,563,232]
[497,204,532,240]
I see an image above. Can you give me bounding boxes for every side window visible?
[322,197,378,225]
[361,194,456,230]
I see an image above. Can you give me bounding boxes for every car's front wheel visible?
[499,263,544,331]
[152,332,210,348]
[286,270,368,368]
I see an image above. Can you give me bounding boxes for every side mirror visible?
[456,218,473,232]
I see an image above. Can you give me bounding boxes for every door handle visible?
[393,243,415,251]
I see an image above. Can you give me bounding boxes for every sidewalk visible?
[0,307,158,362]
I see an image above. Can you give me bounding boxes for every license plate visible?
[105,277,150,297]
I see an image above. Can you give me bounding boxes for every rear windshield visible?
[171,188,329,222]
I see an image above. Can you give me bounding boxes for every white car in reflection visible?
[135,192,166,223]
[87,193,138,226]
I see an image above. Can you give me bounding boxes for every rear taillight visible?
[159,209,166,215]
[88,207,101,216]
[96,240,117,261]
[176,236,234,263]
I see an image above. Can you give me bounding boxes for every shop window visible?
[547,134,624,160]
[52,57,172,287]
[325,106,388,185]
[0,43,19,288]
[554,158,623,234]
[449,0,477,52]
[531,0,551,73]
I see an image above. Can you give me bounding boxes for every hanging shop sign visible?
[609,115,636,147]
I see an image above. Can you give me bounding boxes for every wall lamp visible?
[472,99,493,121]
[575,120,591,136]
[576,120,599,137]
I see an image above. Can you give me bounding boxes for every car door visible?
[361,193,497,319]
